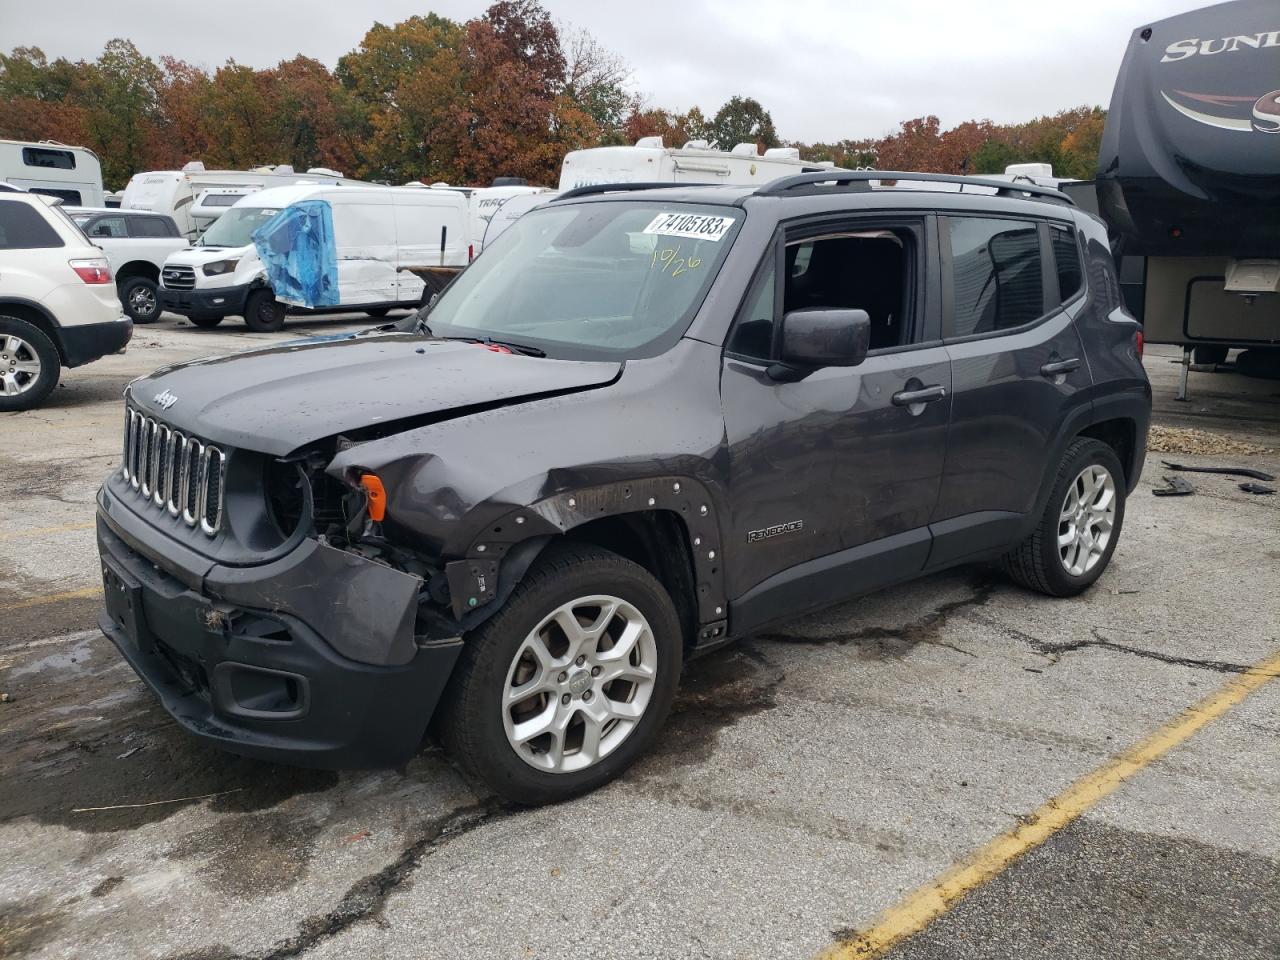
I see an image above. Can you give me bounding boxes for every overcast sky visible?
[1,0,1208,142]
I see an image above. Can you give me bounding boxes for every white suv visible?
[0,193,132,410]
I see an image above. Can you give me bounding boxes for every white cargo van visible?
[0,139,105,207]
[121,162,372,241]
[558,137,835,191]
[158,185,469,332]
[411,182,550,257]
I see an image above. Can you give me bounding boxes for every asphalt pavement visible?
[0,325,1276,960]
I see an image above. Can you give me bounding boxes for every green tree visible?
[709,96,778,150]
[77,39,164,188]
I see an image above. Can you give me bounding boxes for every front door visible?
[721,216,951,626]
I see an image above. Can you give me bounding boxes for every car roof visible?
[66,206,164,217]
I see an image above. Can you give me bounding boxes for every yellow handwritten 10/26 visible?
[651,244,703,278]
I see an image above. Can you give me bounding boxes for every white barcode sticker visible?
[642,212,735,242]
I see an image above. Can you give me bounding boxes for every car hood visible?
[128,333,623,455]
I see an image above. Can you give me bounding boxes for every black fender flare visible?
[443,475,728,630]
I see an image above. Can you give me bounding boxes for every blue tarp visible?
[252,199,339,308]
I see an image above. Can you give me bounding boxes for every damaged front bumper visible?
[95,494,461,769]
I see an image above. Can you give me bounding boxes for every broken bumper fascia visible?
[95,504,461,769]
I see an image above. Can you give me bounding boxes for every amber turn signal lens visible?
[360,473,387,522]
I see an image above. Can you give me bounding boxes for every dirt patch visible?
[0,633,338,833]
[1146,425,1271,457]
[168,811,324,898]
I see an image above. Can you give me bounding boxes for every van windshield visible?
[198,206,280,248]
[420,200,743,360]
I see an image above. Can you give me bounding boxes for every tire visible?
[120,277,161,324]
[1193,345,1228,366]
[189,314,224,329]
[243,289,286,333]
[1002,437,1126,598]
[0,316,61,412]
[438,543,683,805]
[365,307,392,318]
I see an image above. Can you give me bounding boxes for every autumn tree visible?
[0,47,88,146]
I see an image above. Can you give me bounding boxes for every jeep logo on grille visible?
[153,389,179,410]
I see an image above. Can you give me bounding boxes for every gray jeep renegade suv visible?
[96,172,1150,804]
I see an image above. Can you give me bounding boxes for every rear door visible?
[721,214,952,622]
[931,214,1091,565]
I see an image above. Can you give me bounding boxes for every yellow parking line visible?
[0,585,101,612]
[0,521,95,541]
[819,647,1280,960]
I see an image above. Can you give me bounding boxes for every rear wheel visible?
[438,543,682,805]
[1002,438,1126,597]
[0,317,60,411]
[243,289,286,333]
[189,314,224,329]
[120,277,161,324]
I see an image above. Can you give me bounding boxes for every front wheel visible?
[438,544,683,805]
[1002,437,1126,597]
[0,317,61,411]
[243,289,286,333]
[120,277,161,324]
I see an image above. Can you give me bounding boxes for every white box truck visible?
[157,184,469,332]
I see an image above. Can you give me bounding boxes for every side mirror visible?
[769,308,870,381]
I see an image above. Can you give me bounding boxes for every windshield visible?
[420,201,742,359]
[198,206,280,248]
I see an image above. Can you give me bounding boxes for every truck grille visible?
[161,265,196,290]
[121,406,226,536]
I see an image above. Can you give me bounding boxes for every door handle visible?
[892,385,947,406]
[1040,357,1081,377]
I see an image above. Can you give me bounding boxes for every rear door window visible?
[0,201,64,249]
[945,217,1045,338]
[1050,224,1083,303]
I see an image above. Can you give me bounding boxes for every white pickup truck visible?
[67,207,187,323]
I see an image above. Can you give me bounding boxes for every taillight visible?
[468,244,474,263]
[1135,329,1144,358]
[69,258,113,284]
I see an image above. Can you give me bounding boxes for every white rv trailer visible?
[120,161,371,240]
[0,139,105,206]
[558,138,836,192]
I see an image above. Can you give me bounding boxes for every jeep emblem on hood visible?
[153,389,179,410]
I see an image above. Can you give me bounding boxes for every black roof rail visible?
[553,181,715,202]
[754,170,1075,206]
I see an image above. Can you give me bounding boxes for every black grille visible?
[161,265,196,290]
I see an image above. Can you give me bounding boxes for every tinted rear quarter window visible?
[1050,225,1083,302]
[946,217,1044,337]
[0,201,65,250]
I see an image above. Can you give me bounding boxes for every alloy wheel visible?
[0,335,42,396]
[1058,464,1117,576]
[129,284,158,319]
[502,595,658,774]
